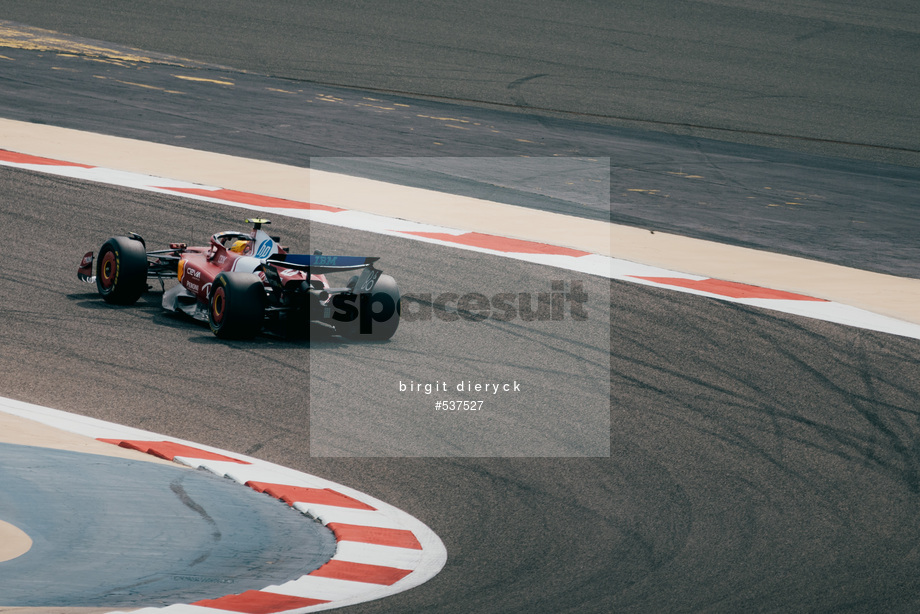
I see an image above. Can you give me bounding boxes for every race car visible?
[77,218,400,340]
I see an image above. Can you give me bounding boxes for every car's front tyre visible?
[96,236,148,305]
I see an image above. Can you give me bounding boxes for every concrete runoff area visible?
[0,416,337,608]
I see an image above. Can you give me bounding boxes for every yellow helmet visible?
[230,239,250,254]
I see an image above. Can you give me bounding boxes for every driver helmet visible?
[230,239,251,254]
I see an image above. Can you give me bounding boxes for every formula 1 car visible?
[77,219,400,340]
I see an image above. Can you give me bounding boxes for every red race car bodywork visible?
[78,218,400,340]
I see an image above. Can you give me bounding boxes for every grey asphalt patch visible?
[1,42,918,278]
[0,443,335,608]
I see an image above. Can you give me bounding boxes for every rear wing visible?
[266,253,383,294]
[267,254,379,275]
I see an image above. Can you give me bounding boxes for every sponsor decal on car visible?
[254,239,273,259]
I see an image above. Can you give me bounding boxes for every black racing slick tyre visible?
[340,274,401,341]
[96,236,148,305]
[209,272,266,339]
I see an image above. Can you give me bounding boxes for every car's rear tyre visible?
[340,274,401,341]
[96,236,148,305]
[209,272,265,339]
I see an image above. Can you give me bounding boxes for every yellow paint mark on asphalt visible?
[91,58,135,68]
[394,103,411,107]
[0,22,162,64]
[119,80,183,93]
[0,20,224,70]
[267,87,298,94]
[0,54,12,60]
[417,114,473,124]
[516,139,534,143]
[173,74,233,86]
[94,75,183,94]
[57,51,126,66]
[356,102,396,111]
[445,124,469,130]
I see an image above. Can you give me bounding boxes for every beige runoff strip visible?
[0,520,31,563]
[2,118,919,325]
[0,410,176,465]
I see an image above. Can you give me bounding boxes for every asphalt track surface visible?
[1,11,919,278]
[1,3,920,613]
[0,0,918,166]
[4,168,920,612]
